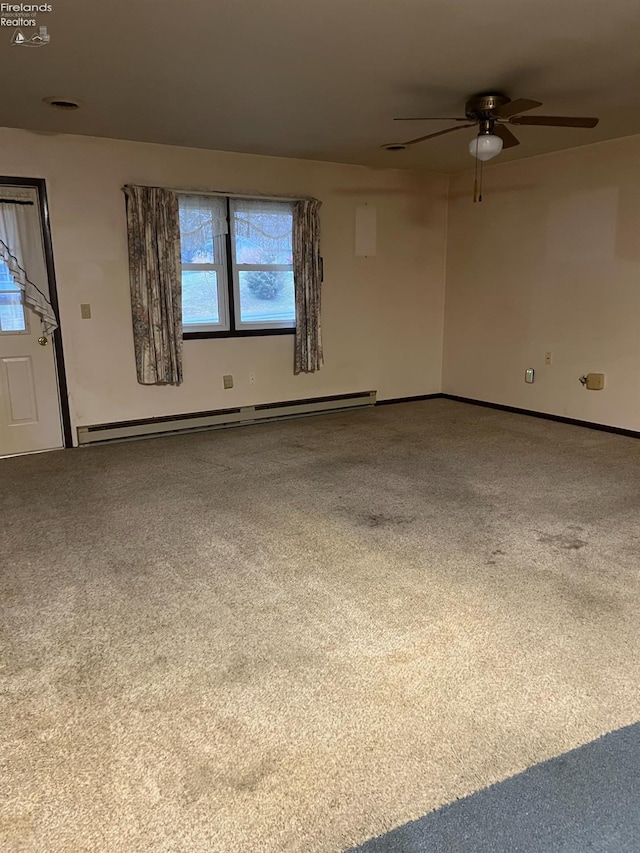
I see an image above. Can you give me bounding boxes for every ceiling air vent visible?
[42,97,81,110]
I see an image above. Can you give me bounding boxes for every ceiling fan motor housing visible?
[465,93,510,121]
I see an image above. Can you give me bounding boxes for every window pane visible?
[231,200,293,265]
[0,263,19,290]
[178,196,227,264]
[0,291,26,332]
[238,270,295,324]
[182,270,219,325]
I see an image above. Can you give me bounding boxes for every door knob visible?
[38,335,48,346]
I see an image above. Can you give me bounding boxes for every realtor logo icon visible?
[11,25,49,45]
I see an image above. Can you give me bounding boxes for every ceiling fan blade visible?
[394,116,468,121]
[509,115,599,128]
[494,98,543,118]
[493,124,520,148]
[401,123,475,146]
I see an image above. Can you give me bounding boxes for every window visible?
[179,194,295,337]
[0,260,26,333]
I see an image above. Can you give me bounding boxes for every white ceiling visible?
[1,0,639,173]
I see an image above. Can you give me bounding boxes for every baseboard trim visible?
[77,390,377,445]
[376,393,443,406]
[440,394,640,440]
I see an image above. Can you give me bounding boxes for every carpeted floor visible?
[1,399,639,852]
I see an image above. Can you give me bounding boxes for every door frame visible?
[0,175,73,448]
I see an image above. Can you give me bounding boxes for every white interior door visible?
[0,186,63,456]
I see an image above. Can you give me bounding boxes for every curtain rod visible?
[122,184,312,203]
[177,189,309,202]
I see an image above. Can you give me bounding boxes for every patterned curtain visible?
[293,199,323,374]
[124,185,183,386]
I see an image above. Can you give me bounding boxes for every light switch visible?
[80,303,91,319]
[525,368,535,384]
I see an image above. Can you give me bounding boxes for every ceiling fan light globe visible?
[469,134,504,161]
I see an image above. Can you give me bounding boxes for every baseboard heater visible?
[76,390,377,445]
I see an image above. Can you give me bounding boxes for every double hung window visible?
[179,194,295,337]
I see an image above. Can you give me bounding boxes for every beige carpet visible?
[1,399,639,852]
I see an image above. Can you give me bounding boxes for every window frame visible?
[181,195,296,340]
[180,230,230,334]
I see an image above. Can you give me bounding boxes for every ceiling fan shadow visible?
[330,187,419,196]
[447,182,538,200]
[331,177,538,202]
[331,169,447,198]
[330,177,451,226]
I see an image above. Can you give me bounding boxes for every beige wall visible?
[0,128,448,439]
[443,134,640,431]
[10,125,635,439]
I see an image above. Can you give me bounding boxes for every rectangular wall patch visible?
[355,205,377,257]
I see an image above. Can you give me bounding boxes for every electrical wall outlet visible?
[80,303,92,319]
[249,372,256,385]
[545,352,553,365]
[525,368,535,384]
[586,372,605,391]
[223,374,233,389]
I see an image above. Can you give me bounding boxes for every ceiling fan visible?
[382,92,599,161]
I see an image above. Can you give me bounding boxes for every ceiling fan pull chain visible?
[473,138,479,203]
[478,158,484,203]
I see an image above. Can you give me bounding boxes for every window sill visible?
[184,328,296,340]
